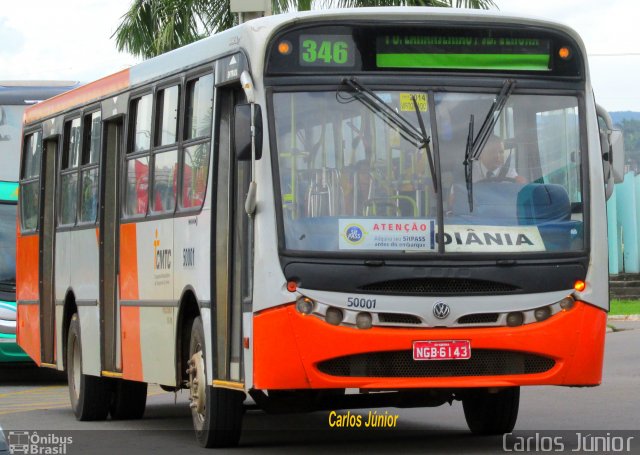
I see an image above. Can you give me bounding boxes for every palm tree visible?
[114,0,497,59]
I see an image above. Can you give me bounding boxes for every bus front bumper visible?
[0,334,30,362]
[253,300,606,390]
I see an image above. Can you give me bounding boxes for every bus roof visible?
[0,81,80,106]
[24,7,587,125]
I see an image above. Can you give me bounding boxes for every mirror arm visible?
[241,71,258,216]
[245,101,257,216]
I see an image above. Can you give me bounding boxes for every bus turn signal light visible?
[574,280,586,292]
[558,47,571,60]
[278,40,292,55]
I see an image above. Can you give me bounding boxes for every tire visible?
[462,387,520,435]
[66,314,111,421]
[110,379,147,420]
[188,316,244,448]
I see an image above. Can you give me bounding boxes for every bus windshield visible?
[273,89,583,255]
[0,105,27,182]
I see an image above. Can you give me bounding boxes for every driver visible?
[475,135,526,183]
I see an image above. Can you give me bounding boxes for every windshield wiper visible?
[463,114,475,211]
[462,79,516,211]
[339,78,437,192]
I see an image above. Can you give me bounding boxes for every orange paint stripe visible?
[25,69,130,124]
[16,234,39,301]
[119,223,139,301]
[17,305,41,365]
[121,306,143,381]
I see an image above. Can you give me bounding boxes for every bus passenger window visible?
[79,111,101,224]
[125,156,149,216]
[180,72,213,210]
[60,118,81,226]
[182,143,209,209]
[133,94,152,152]
[20,131,42,231]
[79,168,99,223]
[185,74,213,140]
[152,150,178,212]
[156,86,180,146]
[22,131,42,179]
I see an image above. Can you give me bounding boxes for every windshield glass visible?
[0,105,27,182]
[0,203,16,286]
[439,93,582,253]
[273,90,583,255]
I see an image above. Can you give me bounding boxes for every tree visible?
[114,0,497,59]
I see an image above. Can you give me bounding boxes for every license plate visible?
[413,340,471,361]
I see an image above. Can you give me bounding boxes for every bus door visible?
[214,85,252,383]
[39,138,58,365]
[100,118,123,372]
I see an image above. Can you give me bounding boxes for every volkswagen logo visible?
[433,301,450,319]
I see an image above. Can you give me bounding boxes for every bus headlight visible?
[559,296,575,310]
[356,312,373,329]
[325,307,344,326]
[506,312,524,327]
[296,297,314,315]
[534,306,551,322]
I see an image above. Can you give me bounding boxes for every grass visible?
[610,299,640,315]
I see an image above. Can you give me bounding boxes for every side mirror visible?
[610,129,624,183]
[233,103,262,161]
[596,104,623,199]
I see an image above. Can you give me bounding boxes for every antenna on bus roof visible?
[230,0,272,23]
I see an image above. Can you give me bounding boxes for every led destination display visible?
[266,24,581,77]
[376,34,552,70]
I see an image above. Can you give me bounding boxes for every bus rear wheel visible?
[66,314,111,421]
[188,316,244,448]
[110,379,147,420]
[462,387,520,435]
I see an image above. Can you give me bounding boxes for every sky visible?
[0,0,637,111]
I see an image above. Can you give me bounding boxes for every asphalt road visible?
[1,321,639,454]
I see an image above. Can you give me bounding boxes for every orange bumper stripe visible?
[253,301,606,390]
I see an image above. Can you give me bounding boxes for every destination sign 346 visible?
[338,219,545,252]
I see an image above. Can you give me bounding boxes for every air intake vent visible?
[457,313,500,324]
[378,313,422,324]
[360,278,518,296]
[317,350,554,378]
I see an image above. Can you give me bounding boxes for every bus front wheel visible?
[462,387,520,435]
[66,314,111,421]
[188,316,244,448]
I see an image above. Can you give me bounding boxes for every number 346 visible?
[302,40,348,64]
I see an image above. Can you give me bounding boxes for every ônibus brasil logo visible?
[343,224,367,245]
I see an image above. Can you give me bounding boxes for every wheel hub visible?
[188,351,206,416]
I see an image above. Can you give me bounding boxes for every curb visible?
[608,315,640,321]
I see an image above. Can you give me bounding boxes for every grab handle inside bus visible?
[233,103,263,161]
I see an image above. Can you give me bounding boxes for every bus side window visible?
[125,94,152,217]
[20,131,42,231]
[181,74,213,210]
[60,118,81,226]
[79,111,101,224]
[150,84,180,214]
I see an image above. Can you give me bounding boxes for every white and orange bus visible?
[17,8,619,448]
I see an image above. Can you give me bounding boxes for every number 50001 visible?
[347,297,376,309]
